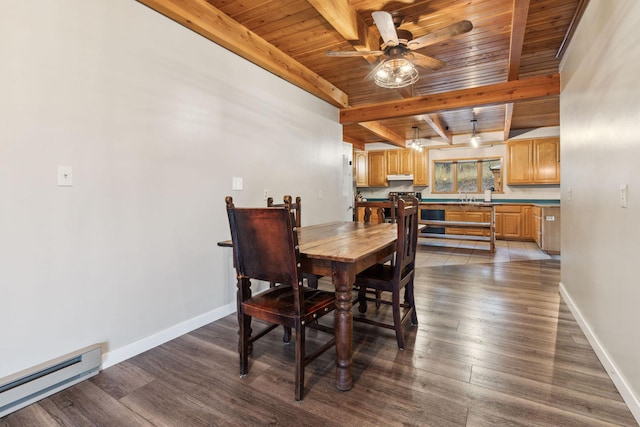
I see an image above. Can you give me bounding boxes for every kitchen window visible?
[432,157,502,194]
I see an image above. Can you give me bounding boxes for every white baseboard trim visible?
[101,302,236,370]
[559,282,640,424]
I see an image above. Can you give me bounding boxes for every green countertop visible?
[364,198,560,206]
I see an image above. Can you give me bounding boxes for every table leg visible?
[332,262,354,391]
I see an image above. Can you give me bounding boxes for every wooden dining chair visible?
[267,195,301,227]
[353,196,419,349]
[267,195,320,289]
[225,196,336,401]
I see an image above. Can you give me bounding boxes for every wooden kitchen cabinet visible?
[445,210,491,237]
[533,138,560,183]
[354,150,368,187]
[445,210,466,235]
[532,206,560,254]
[368,150,388,187]
[413,149,429,186]
[387,149,413,175]
[356,148,427,188]
[494,205,523,239]
[522,205,534,240]
[532,207,542,247]
[506,137,560,185]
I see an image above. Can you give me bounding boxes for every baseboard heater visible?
[0,344,102,418]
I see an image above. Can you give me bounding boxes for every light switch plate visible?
[232,177,243,191]
[620,184,628,208]
[57,165,73,186]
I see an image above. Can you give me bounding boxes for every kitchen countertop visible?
[364,198,560,207]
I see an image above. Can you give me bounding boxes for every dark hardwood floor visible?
[2,258,638,426]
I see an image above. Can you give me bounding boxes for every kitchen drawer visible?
[495,205,523,213]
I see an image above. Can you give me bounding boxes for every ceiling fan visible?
[326,11,472,88]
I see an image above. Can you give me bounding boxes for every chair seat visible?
[356,263,394,283]
[356,263,412,290]
[242,286,335,326]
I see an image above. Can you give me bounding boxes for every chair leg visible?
[283,326,291,343]
[392,288,405,349]
[237,277,253,375]
[294,326,305,401]
[239,311,251,376]
[407,278,418,326]
[357,287,368,313]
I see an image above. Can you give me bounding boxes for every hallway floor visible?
[416,238,556,267]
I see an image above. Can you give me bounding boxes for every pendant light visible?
[470,119,479,148]
[409,126,423,152]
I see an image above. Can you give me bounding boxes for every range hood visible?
[387,174,414,181]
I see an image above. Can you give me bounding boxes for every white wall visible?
[560,0,640,419]
[0,0,348,378]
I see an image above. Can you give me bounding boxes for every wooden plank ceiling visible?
[137,0,587,149]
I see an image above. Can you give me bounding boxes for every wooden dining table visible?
[219,220,397,391]
[295,221,397,391]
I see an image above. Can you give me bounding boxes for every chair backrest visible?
[226,196,302,288]
[394,196,419,282]
[267,195,302,227]
[354,200,389,223]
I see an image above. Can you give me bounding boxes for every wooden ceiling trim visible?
[508,0,530,80]
[503,102,514,140]
[340,73,560,124]
[556,0,590,58]
[307,0,378,62]
[504,0,530,141]
[137,0,349,108]
[422,114,452,144]
[307,0,361,43]
[358,122,406,148]
[342,133,365,150]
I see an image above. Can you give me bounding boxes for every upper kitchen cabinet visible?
[368,150,388,187]
[506,138,560,185]
[413,149,429,187]
[354,151,368,187]
[387,149,413,175]
[355,149,428,188]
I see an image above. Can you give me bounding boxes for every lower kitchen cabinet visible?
[495,205,523,239]
[533,206,561,254]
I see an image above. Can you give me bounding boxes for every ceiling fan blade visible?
[408,52,446,71]
[372,11,399,47]
[407,20,473,50]
[326,50,384,57]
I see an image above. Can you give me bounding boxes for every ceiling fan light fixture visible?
[374,58,418,89]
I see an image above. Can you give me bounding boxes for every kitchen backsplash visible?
[357,182,560,201]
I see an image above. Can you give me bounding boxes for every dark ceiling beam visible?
[136,0,349,108]
[340,73,560,124]
[504,0,530,141]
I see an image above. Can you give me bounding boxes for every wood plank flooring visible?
[2,257,638,426]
